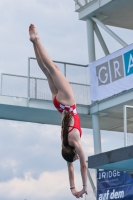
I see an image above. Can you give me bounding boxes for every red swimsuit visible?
[53,96,82,137]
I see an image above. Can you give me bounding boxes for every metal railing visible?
[1,74,28,98]
[1,58,91,106]
[75,0,96,11]
[28,58,90,105]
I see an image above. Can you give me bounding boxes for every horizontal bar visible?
[28,57,36,60]
[70,82,90,86]
[2,74,90,86]
[1,94,27,99]
[30,77,90,86]
[29,57,88,67]
[53,60,88,67]
[2,74,28,79]
[125,105,133,109]
[2,74,47,81]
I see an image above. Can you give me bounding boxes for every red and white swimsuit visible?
[53,96,82,137]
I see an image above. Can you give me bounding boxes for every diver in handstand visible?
[29,24,87,198]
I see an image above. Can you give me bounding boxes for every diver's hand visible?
[71,188,79,197]
[75,187,88,198]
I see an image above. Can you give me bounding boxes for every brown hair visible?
[61,112,75,162]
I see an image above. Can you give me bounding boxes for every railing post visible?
[73,0,84,7]
[1,74,3,95]
[35,78,37,99]
[27,57,30,107]
[124,105,127,147]
[64,63,66,77]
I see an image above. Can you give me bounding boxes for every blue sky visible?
[0,0,133,200]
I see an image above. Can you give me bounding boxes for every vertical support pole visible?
[92,114,102,154]
[86,19,96,63]
[27,57,30,107]
[64,63,66,77]
[86,19,101,154]
[124,105,127,147]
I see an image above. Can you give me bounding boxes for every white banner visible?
[89,43,133,102]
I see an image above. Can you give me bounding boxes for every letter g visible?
[98,66,108,84]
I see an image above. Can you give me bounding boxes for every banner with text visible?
[97,169,133,200]
[89,44,133,102]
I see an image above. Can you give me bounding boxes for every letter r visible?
[113,61,121,78]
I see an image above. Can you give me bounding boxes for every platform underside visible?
[88,145,133,172]
[0,95,92,127]
[79,0,133,30]
[101,0,133,30]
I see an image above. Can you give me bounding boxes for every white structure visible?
[74,1,133,199]
[74,0,133,155]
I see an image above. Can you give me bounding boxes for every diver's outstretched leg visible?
[29,24,75,105]
[33,42,58,96]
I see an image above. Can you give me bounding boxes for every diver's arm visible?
[67,162,78,197]
[73,141,88,198]
[67,162,75,187]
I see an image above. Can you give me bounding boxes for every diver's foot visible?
[29,24,39,43]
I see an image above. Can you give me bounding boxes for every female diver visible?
[29,24,87,198]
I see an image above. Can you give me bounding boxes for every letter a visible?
[128,54,133,73]
[98,194,103,200]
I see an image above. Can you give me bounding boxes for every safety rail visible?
[75,0,96,11]
[1,58,91,105]
[1,74,28,98]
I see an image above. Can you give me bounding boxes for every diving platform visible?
[0,60,92,127]
[0,95,91,127]
[0,87,133,131]
[2,59,132,130]
[88,145,133,173]
[76,0,133,30]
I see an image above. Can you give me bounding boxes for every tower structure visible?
[74,0,133,155]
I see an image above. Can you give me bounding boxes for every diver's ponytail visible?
[62,112,75,162]
[62,112,72,146]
